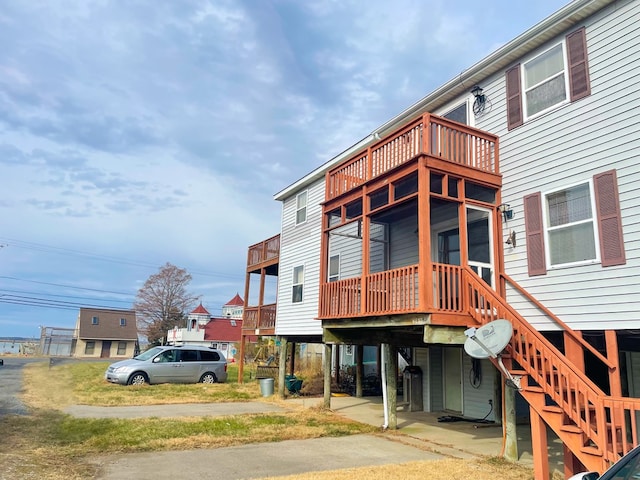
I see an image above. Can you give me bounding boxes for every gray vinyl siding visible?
[473,0,640,332]
[369,222,387,273]
[461,356,496,422]
[328,222,363,280]
[429,346,444,411]
[414,347,430,411]
[390,215,419,269]
[276,179,324,336]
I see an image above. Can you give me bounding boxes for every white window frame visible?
[91,316,99,325]
[328,254,340,282]
[542,179,600,269]
[292,265,304,303]
[120,318,126,326]
[522,40,570,121]
[437,98,473,127]
[295,190,308,225]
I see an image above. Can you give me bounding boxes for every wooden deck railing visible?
[242,304,276,330]
[319,266,419,318]
[247,235,280,269]
[463,266,640,471]
[326,114,498,200]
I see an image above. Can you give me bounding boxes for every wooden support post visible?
[384,344,398,429]
[563,330,585,373]
[289,342,296,375]
[530,405,550,480]
[503,382,518,462]
[356,344,364,398]
[278,337,287,398]
[324,343,332,409]
[238,334,246,384]
[605,330,622,396]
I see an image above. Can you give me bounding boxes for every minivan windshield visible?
[134,346,164,361]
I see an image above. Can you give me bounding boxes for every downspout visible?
[381,343,388,430]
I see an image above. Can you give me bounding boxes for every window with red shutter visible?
[506,27,591,128]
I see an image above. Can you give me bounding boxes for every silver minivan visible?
[105,345,228,385]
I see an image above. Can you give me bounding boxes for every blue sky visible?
[0,0,569,339]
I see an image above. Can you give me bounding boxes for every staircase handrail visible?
[500,272,615,370]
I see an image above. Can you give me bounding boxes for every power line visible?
[0,287,134,305]
[0,236,244,279]
[0,276,134,296]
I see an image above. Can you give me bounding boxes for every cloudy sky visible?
[0,0,568,339]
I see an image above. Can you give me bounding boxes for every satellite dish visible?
[464,319,513,359]
[464,319,521,390]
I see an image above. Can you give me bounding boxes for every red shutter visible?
[594,170,626,267]
[506,64,523,130]
[567,27,591,102]
[524,192,547,276]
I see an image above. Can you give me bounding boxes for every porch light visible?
[498,203,513,220]
[471,85,487,116]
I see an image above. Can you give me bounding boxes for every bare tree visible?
[134,263,200,345]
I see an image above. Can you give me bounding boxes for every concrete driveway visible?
[92,434,443,480]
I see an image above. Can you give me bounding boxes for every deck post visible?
[278,337,287,398]
[356,344,364,397]
[383,343,398,429]
[323,343,332,409]
[530,404,550,480]
[503,382,518,462]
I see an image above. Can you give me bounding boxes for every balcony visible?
[242,304,276,332]
[247,234,280,271]
[326,113,498,201]
[319,263,467,320]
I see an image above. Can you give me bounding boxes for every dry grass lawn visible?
[1,360,556,480]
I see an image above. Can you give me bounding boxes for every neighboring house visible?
[247,0,640,477]
[74,307,138,359]
[168,297,248,360]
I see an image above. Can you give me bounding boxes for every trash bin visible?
[285,374,303,394]
[403,366,423,412]
[258,377,274,397]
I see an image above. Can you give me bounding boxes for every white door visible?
[443,348,462,412]
[467,206,494,287]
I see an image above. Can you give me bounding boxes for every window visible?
[524,170,625,275]
[296,191,307,225]
[91,316,99,325]
[119,318,126,326]
[117,342,127,355]
[545,182,597,267]
[329,255,340,282]
[179,350,199,362]
[523,43,567,118]
[506,27,590,130]
[85,341,95,355]
[292,265,304,303]
[201,349,221,361]
[210,342,219,349]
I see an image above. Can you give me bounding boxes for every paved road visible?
[0,357,41,415]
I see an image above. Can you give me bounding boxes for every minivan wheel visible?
[200,372,217,384]
[128,372,148,385]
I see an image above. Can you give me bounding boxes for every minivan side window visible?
[200,350,221,361]
[180,350,199,362]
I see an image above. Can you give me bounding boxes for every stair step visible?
[581,445,603,457]
[560,424,583,434]
[523,385,544,393]
[542,405,564,414]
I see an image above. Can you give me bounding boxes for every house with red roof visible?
[166,295,253,360]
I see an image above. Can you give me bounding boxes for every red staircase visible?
[462,266,640,473]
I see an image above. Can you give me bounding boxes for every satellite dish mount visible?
[464,319,521,390]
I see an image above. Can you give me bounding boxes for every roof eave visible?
[272,0,613,201]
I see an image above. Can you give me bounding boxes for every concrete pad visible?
[93,434,444,480]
